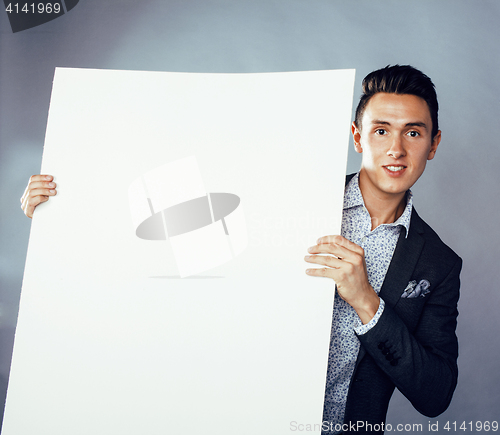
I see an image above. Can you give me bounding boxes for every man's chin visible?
[360,169,415,198]
[376,177,413,197]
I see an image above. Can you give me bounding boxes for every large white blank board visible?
[4,68,355,435]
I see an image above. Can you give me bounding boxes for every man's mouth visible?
[384,165,406,172]
[383,165,407,176]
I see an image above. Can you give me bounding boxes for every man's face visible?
[352,92,441,200]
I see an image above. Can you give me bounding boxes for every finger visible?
[21,182,57,202]
[304,254,342,269]
[28,187,57,198]
[307,240,354,256]
[22,195,49,218]
[307,243,363,266]
[316,234,343,245]
[29,174,53,183]
[21,175,54,203]
[29,180,56,190]
[305,267,336,279]
[22,193,48,211]
[316,235,364,256]
[21,188,57,209]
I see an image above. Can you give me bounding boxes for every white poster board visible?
[3,68,355,435]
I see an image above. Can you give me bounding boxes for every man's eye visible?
[375,129,387,135]
[407,130,420,137]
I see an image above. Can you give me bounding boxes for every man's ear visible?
[352,122,363,154]
[427,130,441,161]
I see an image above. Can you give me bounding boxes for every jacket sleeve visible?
[355,256,462,417]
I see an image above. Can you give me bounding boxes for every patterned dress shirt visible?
[322,173,413,434]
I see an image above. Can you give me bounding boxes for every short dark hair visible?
[354,65,439,138]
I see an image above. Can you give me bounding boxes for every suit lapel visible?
[355,209,425,363]
[379,209,425,308]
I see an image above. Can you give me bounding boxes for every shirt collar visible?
[344,172,413,237]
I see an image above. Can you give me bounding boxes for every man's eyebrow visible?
[405,122,428,129]
[370,120,391,125]
[370,120,429,129]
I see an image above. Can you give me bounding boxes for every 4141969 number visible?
[443,421,498,431]
[5,3,62,13]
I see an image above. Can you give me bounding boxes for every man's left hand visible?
[305,235,380,324]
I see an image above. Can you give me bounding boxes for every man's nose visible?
[387,136,406,159]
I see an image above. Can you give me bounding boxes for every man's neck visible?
[358,171,407,231]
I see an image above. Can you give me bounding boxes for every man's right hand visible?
[20,175,57,218]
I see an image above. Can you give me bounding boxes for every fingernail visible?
[306,269,312,274]
[48,182,55,187]
[307,246,314,253]
[45,175,52,180]
[49,189,56,193]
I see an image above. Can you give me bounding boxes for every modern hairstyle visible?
[354,65,439,138]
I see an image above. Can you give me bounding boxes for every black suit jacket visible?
[339,174,462,433]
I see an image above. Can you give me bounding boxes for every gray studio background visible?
[0,0,498,432]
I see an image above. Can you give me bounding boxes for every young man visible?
[304,65,461,433]
[22,65,461,434]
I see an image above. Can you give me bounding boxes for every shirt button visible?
[361,236,367,243]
